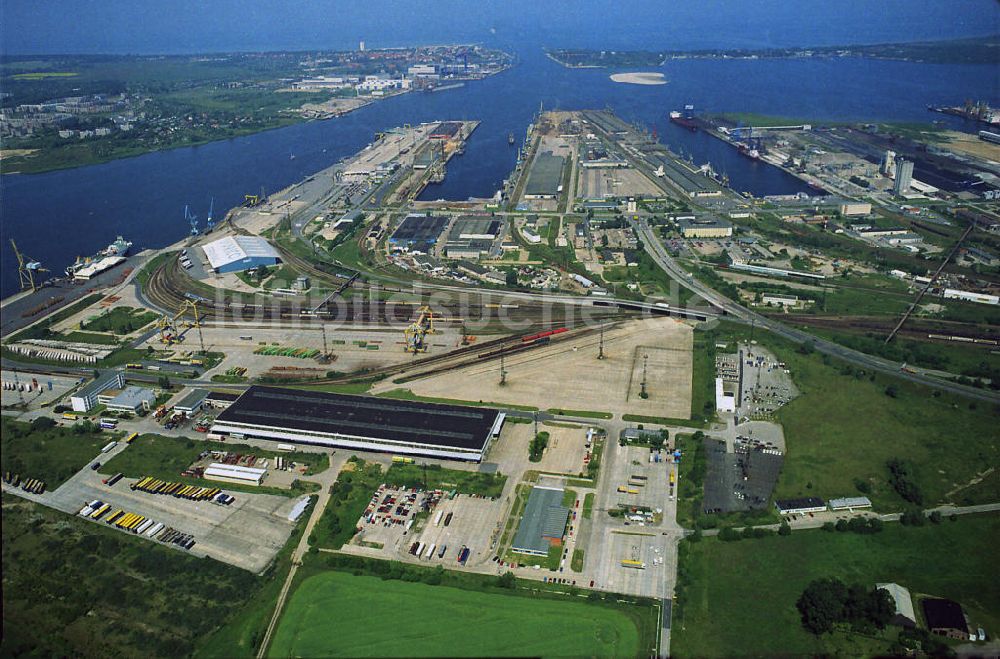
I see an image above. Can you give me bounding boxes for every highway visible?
[629,217,1000,403]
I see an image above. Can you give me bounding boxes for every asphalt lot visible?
[5,440,302,573]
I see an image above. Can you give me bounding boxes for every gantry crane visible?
[157,299,204,351]
[9,239,47,292]
[403,305,438,353]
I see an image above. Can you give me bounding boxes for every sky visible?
[2,0,998,55]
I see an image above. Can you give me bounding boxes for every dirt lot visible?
[391,317,693,419]
[139,324,459,379]
[942,130,1000,161]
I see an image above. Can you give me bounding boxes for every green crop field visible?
[672,514,1000,657]
[269,572,641,657]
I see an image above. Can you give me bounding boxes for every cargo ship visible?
[669,105,699,131]
[65,236,132,279]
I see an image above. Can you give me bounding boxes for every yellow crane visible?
[403,305,438,353]
[157,299,203,350]
[9,239,47,292]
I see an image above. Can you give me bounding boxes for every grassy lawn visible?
[700,322,1000,510]
[1,493,266,658]
[384,463,507,498]
[80,306,159,334]
[571,548,585,572]
[309,458,383,549]
[270,571,641,658]
[772,343,1000,509]
[672,514,1000,657]
[60,330,120,345]
[583,492,595,519]
[1,417,112,488]
[98,434,327,496]
[547,408,613,419]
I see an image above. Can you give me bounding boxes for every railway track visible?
[776,314,1000,345]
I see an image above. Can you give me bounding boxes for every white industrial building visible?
[203,463,266,487]
[102,386,156,414]
[71,371,125,412]
[201,235,280,274]
[943,289,999,305]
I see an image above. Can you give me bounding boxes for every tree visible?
[778,521,792,536]
[30,416,56,431]
[496,571,517,589]
[884,384,898,398]
[157,375,171,390]
[797,578,847,635]
[505,269,517,287]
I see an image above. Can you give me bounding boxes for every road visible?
[256,451,349,659]
[629,217,1000,404]
[699,501,1000,536]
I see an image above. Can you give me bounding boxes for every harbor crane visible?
[403,305,438,353]
[157,299,204,351]
[9,239,47,292]
[205,197,215,231]
[185,205,198,236]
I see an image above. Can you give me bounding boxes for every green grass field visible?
[700,322,1000,510]
[384,462,507,498]
[672,514,1000,657]
[269,572,641,657]
[98,433,326,496]
[0,417,112,487]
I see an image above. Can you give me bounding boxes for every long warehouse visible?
[209,386,505,462]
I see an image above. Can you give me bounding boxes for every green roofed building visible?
[524,152,565,199]
[511,486,570,556]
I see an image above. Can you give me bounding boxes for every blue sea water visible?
[1,1,998,297]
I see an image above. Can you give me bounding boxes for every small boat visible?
[507,132,515,145]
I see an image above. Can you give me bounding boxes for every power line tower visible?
[598,322,605,360]
[499,347,507,386]
[639,353,649,399]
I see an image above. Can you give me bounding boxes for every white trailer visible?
[277,443,295,452]
[415,542,425,557]
[101,441,118,453]
[425,543,436,559]
[145,522,165,537]
[136,519,155,535]
[434,510,443,526]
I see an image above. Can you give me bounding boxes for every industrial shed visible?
[204,463,266,486]
[210,385,504,462]
[511,486,569,556]
[876,583,916,628]
[524,152,565,199]
[389,214,450,248]
[202,235,280,274]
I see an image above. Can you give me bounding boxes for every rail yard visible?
[3,105,999,659]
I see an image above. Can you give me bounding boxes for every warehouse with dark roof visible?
[209,385,505,461]
[524,152,565,199]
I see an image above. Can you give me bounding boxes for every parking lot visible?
[348,485,506,568]
[735,343,799,420]
[1,373,79,411]
[39,448,301,573]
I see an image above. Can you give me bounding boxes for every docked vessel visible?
[669,105,699,131]
[65,236,132,279]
